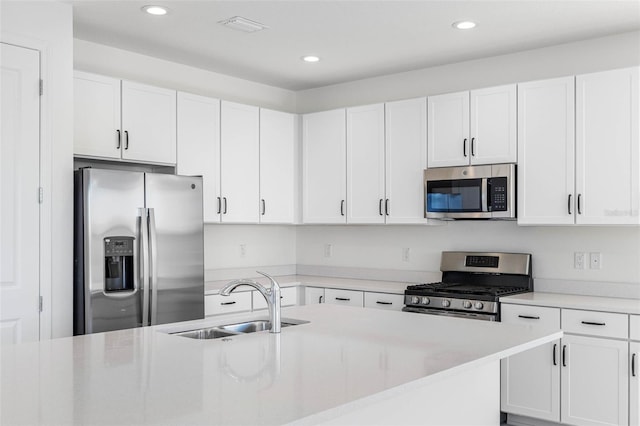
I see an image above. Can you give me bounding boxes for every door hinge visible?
[39,296,43,312]
[39,79,43,96]
[38,187,44,204]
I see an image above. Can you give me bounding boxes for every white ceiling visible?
[69,1,640,91]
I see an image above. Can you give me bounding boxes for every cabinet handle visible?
[379,199,384,216]
[562,345,567,367]
[376,301,393,305]
[581,321,606,326]
[335,297,350,301]
[340,200,345,216]
[568,194,573,215]
[261,199,266,216]
[319,295,324,304]
[217,197,221,214]
[577,194,582,215]
[116,130,121,149]
[518,315,540,320]
[633,353,637,377]
[223,197,227,214]
[124,130,129,150]
[463,138,468,157]
[385,199,390,216]
[553,343,558,366]
[471,137,476,156]
[220,301,236,306]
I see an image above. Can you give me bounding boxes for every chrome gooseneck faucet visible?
[219,271,281,333]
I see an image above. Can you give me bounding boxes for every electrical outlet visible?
[574,252,586,269]
[402,248,410,262]
[240,244,246,257]
[590,252,602,269]
[324,244,332,258]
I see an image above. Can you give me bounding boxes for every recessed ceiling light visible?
[452,21,476,30]
[302,56,320,63]
[142,5,168,16]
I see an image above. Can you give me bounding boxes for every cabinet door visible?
[121,80,176,164]
[347,104,385,224]
[253,286,298,310]
[500,304,561,422]
[517,77,575,225]
[385,98,428,224]
[561,335,628,426]
[631,341,639,426]
[259,109,296,224]
[470,84,516,165]
[302,109,347,223]
[74,71,121,159]
[427,91,469,168]
[304,287,325,305]
[576,67,640,225]
[176,92,220,223]
[220,101,260,223]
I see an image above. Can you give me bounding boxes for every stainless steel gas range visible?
[403,251,533,321]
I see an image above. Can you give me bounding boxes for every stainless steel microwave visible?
[424,164,516,220]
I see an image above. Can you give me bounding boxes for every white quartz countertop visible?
[1,304,561,425]
[501,292,640,315]
[205,275,410,295]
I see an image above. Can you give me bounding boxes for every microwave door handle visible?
[481,178,489,212]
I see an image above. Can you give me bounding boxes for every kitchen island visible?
[1,304,561,425]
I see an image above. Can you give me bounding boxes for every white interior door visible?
[0,43,41,344]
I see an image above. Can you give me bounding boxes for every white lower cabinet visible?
[363,292,404,311]
[502,304,632,426]
[304,287,325,305]
[324,289,364,308]
[631,340,639,426]
[205,292,252,316]
[253,287,298,310]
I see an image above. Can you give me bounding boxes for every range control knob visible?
[421,297,430,305]
[463,301,472,309]
[411,296,420,305]
[474,301,484,310]
[441,299,451,308]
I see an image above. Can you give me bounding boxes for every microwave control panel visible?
[487,177,508,212]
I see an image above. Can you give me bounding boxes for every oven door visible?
[402,306,498,321]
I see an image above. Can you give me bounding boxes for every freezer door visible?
[145,174,204,325]
[80,169,145,333]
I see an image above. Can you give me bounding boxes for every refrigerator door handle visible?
[148,208,159,326]
[139,208,150,327]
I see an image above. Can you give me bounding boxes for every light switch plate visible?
[574,252,586,269]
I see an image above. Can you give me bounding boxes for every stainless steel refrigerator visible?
[73,168,204,335]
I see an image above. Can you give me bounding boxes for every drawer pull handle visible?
[335,297,351,302]
[562,345,567,367]
[581,321,606,326]
[633,353,637,377]
[553,343,557,366]
[518,315,540,320]
[220,301,236,306]
[376,301,393,305]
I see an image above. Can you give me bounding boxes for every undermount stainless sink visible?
[170,318,309,340]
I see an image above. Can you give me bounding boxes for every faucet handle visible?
[256,271,280,290]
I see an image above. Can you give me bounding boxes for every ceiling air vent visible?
[218,16,269,33]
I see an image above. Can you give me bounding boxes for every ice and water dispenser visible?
[104,237,135,292]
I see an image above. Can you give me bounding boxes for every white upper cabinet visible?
[302,109,347,223]
[469,85,517,164]
[74,71,121,159]
[176,92,220,223]
[575,66,640,225]
[428,91,469,168]
[121,80,176,164]
[220,101,260,223]
[259,108,296,224]
[74,71,177,165]
[428,85,516,168]
[385,97,428,224]
[347,104,386,224]
[517,76,576,225]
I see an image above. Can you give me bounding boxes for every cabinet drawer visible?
[304,287,325,305]
[325,289,364,308]
[501,304,560,329]
[205,292,252,316]
[562,309,628,339]
[253,286,298,310]
[631,315,640,341]
[364,292,404,311]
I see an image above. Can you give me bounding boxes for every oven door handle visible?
[481,178,489,212]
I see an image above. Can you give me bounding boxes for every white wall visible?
[1,1,74,338]
[74,39,297,112]
[296,31,640,113]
